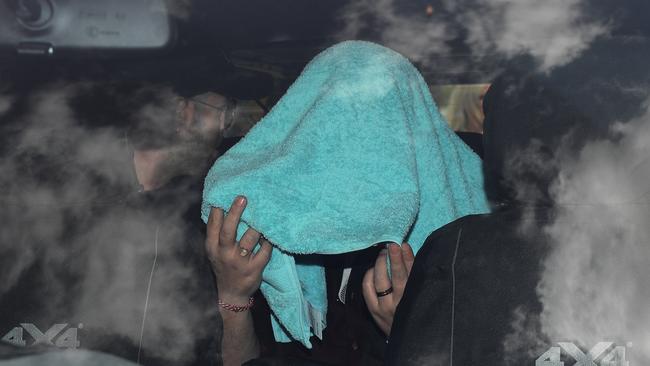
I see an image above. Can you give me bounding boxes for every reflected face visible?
[176,92,228,144]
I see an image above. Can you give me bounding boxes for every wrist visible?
[218,296,254,313]
[218,291,253,305]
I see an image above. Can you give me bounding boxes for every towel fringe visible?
[305,300,326,340]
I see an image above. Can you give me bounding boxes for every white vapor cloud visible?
[463,0,608,71]
[336,0,609,72]
[0,82,216,362]
[0,95,12,116]
[535,100,650,364]
[502,307,549,364]
[337,0,453,63]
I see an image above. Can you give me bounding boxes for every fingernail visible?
[236,196,246,206]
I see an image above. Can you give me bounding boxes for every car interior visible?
[1,0,649,365]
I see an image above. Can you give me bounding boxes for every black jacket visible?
[386,207,553,365]
[386,35,650,365]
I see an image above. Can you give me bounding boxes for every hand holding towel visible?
[202,40,489,347]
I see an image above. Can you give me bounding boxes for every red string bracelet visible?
[217,297,254,312]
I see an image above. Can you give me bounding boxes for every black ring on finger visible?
[376,287,393,297]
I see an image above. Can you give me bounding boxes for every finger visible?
[252,239,273,268]
[388,242,409,301]
[402,242,415,274]
[387,242,407,282]
[362,268,380,312]
[238,227,261,258]
[205,207,224,252]
[220,196,246,248]
[373,249,392,300]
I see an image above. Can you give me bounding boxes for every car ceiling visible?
[1,0,650,94]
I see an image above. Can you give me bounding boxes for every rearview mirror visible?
[0,0,173,55]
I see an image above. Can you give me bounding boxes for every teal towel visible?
[201,41,489,347]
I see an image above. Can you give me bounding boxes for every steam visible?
[0,83,132,298]
[336,0,609,71]
[0,95,12,116]
[500,100,650,364]
[0,349,140,365]
[462,0,608,71]
[337,0,453,63]
[502,307,549,364]
[0,83,214,362]
[536,101,650,364]
[404,352,449,366]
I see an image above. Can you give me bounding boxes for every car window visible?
[1,1,649,365]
